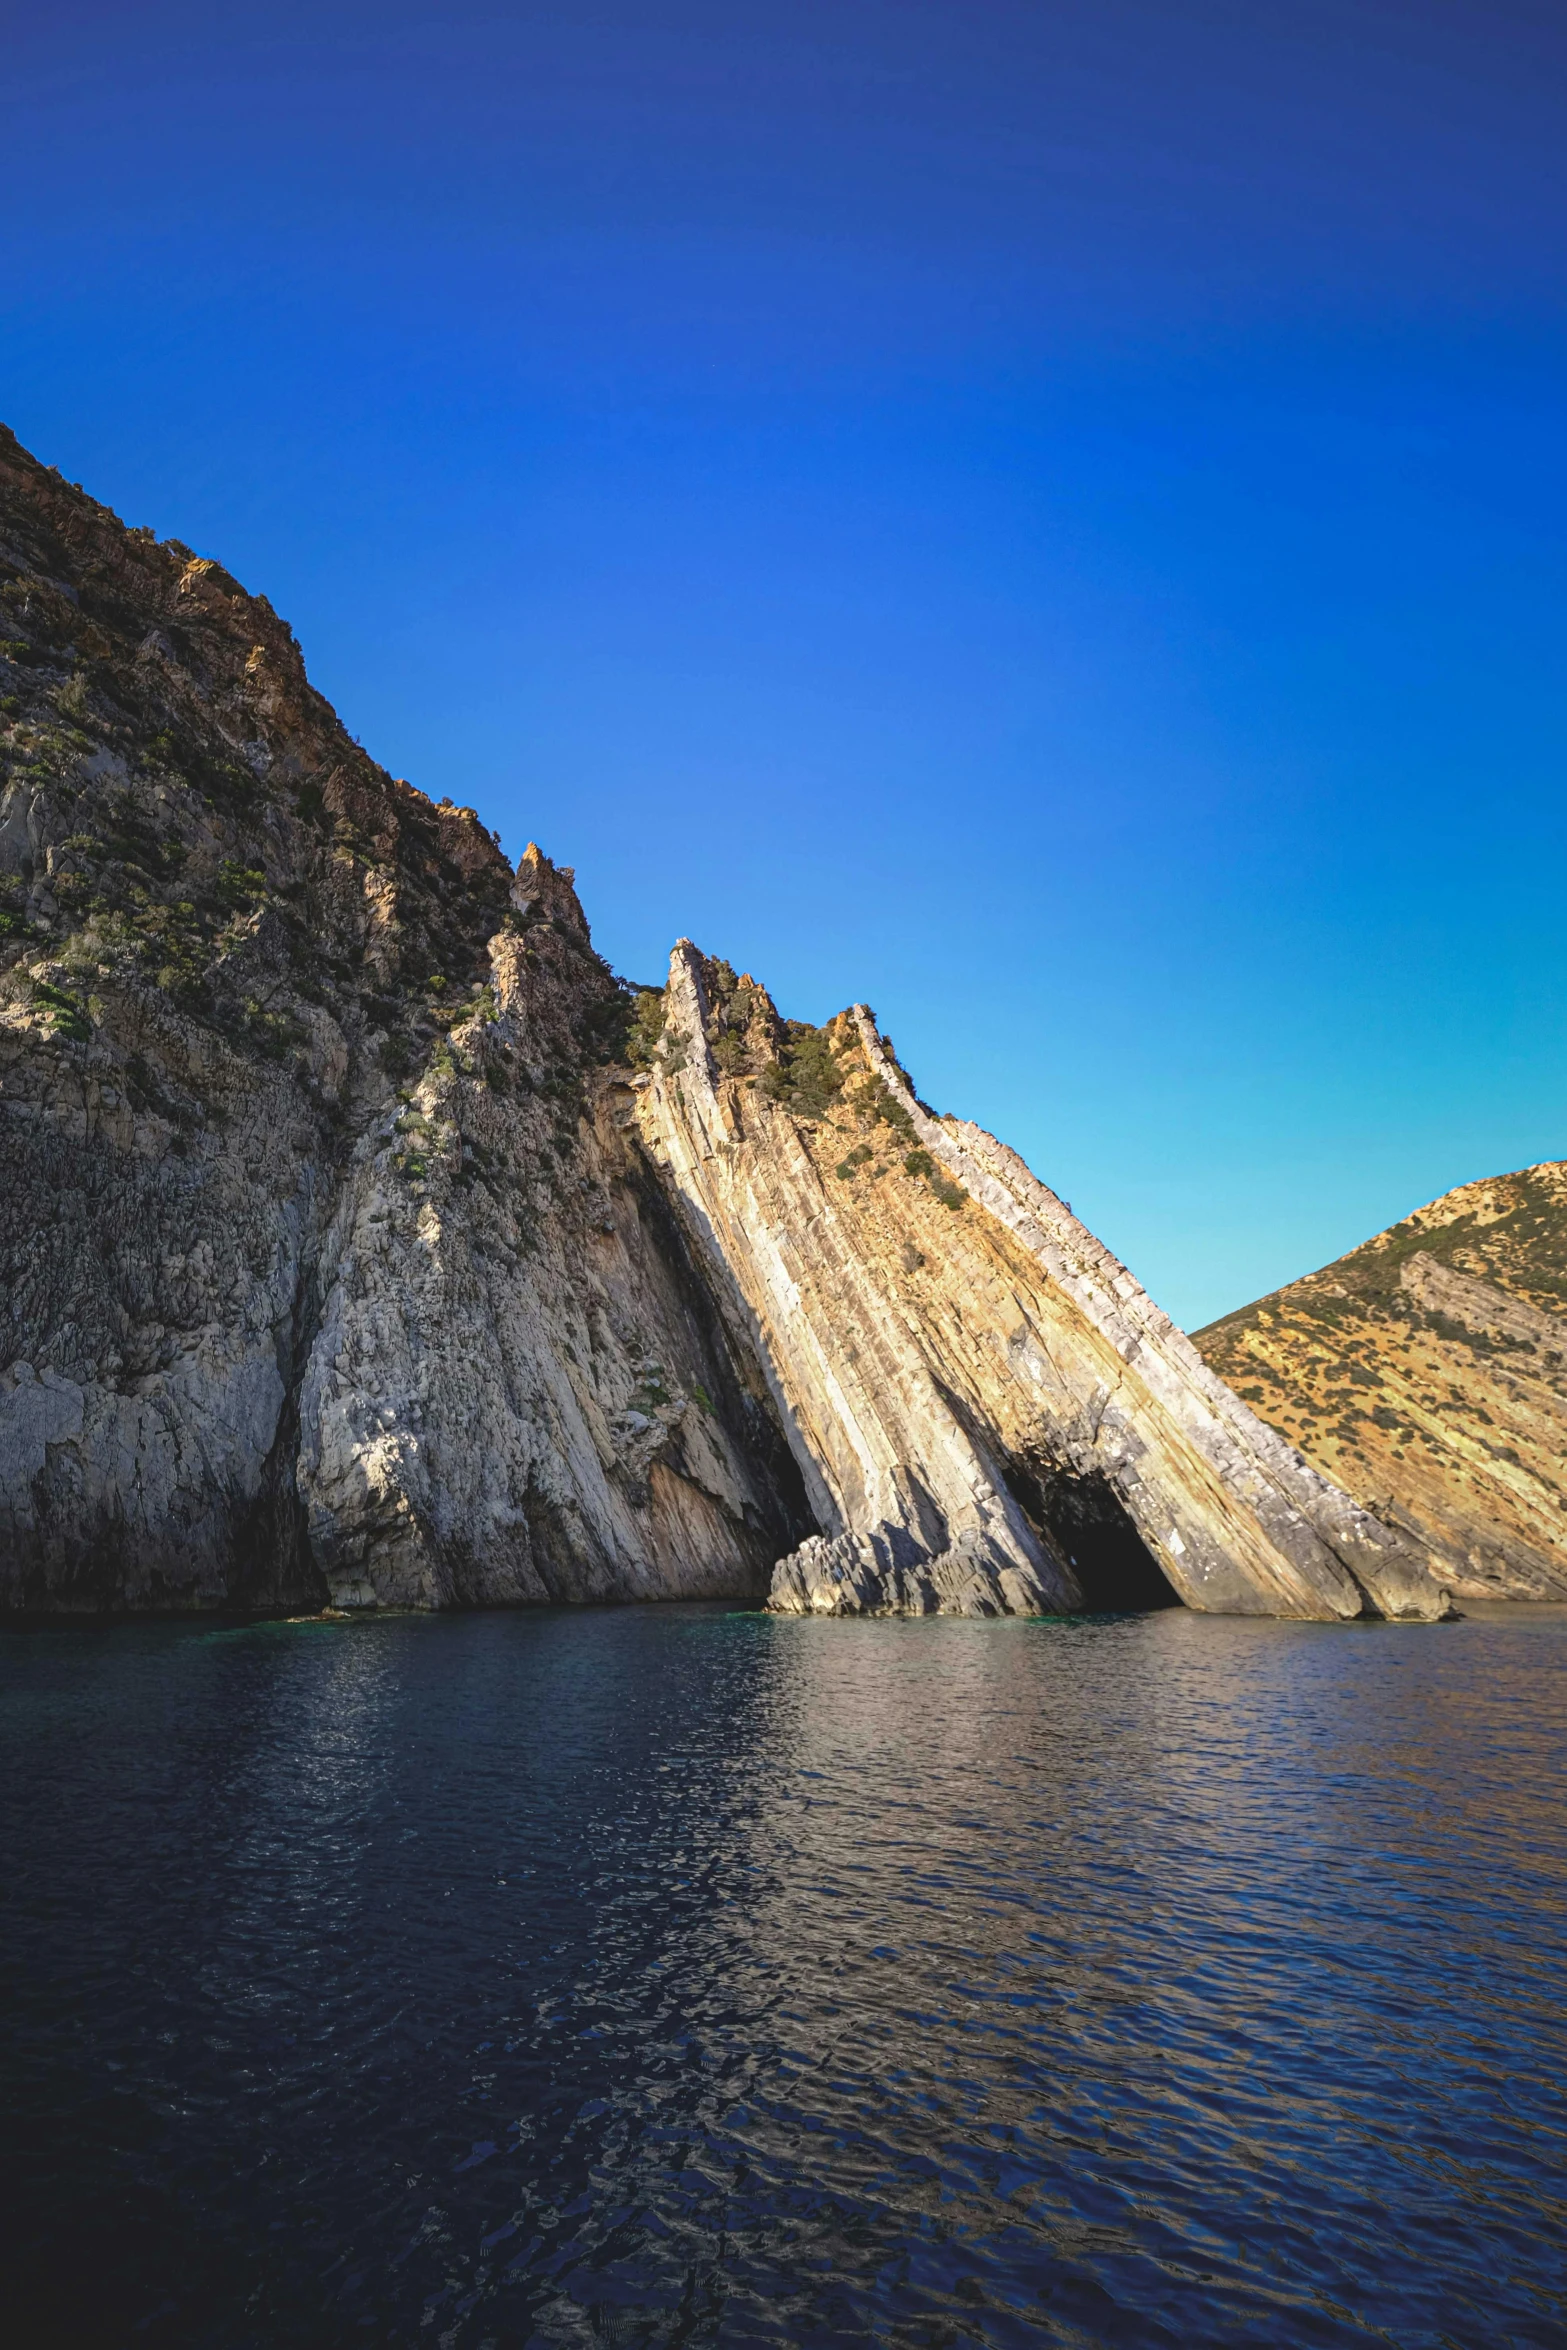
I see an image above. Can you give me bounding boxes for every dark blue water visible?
[3,1604,1564,2348]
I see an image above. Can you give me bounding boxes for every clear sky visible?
[6,0,1566,1327]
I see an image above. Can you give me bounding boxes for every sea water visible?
[2,1602,1563,2346]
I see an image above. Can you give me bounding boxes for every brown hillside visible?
[1195,1164,1567,1601]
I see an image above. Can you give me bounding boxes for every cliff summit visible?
[0,427,1468,1620]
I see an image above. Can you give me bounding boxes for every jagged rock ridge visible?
[0,426,807,1610]
[0,426,1450,1618]
[634,950,1447,1621]
[1195,1165,1567,1602]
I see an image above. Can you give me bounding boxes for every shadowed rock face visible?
[0,427,807,1611]
[0,426,1451,1619]
[1195,1165,1567,1602]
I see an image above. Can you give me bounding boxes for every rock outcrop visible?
[0,425,1452,1619]
[0,427,806,1611]
[634,951,1448,1620]
[1196,1165,1567,1602]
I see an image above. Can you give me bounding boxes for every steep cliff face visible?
[635,948,1448,1621]
[0,425,1456,1622]
[0,427,806,1610]
[1195,1165,1567,1602]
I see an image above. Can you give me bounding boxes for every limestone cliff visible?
[1195,1166,1567,1602]
[633,949,1448,1620]
[0,426,806,1610]
[0,425,1451,1621]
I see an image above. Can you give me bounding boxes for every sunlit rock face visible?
[0,425,1450,1619]
[636,947,1449,1623]
[1196,1163,1567,1604]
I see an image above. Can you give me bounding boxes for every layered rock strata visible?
[1196,1165,1567,1602]
[0,424,1452,1620]
[0,428,806,1611]
[635,950,1448,1620]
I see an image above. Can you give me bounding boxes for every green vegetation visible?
[214,859,267,912]
[699,959,768,1076]
[856,1074,916,1144]
[236,996,305,1061]
[900,1144,965,1211]
[31,977,90,1041]
[624,986,667,1066]
[1199,1164,1567,1350]
[579,979,662,1066]
[137,726,260,814]
[761,1020,844,1120]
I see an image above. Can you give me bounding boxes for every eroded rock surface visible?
[635,949,1449,1621]
[0,424,1456,1621]
[0,428,806,1610]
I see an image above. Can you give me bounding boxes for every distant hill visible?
[1196,1165,1567,1601]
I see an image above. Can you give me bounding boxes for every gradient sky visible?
[6,0,1566,1326]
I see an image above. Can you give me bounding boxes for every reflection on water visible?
[2,1605,1564,2346]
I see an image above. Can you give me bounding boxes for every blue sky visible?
[6,0,1566,1326]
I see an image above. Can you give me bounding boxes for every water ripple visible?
[2,1604,1564,2345]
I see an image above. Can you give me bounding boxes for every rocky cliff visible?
[0,427,806,1611]
[634,950,1446,1620]
[1195,1165,1567,1602]
[0,426,1449,1619]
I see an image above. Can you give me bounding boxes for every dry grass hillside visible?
[1195,1164,1567,1601]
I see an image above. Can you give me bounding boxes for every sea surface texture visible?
[3,1604,1563,2347]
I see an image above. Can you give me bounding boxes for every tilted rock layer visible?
[0,427,805,1611]
[635,952,1446,1621]
[0,427,1451,1618]
[1195,1165,1567,1602]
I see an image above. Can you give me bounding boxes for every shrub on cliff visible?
[862,1079,916,1142]
[762,1021,844,1120]
[31,977,89,1042]
[902,1145,966,1210]
[701,959,769,1075]
[595,982,666,1068]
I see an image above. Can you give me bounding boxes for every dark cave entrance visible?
[1004,1460,1183,1613]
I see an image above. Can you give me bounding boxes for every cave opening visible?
[1005,1460,1183,1613]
